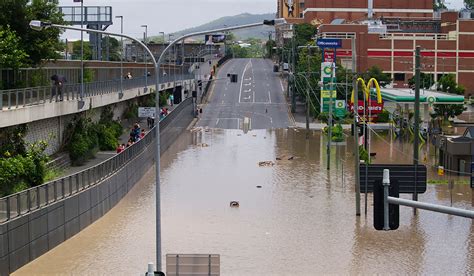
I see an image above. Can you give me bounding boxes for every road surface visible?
[197,58,291,129]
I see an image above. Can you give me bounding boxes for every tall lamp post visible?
[30,18,285,273]
[115,15,123,96]
[141,24,148,92]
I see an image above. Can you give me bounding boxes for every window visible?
[394,73,405,81]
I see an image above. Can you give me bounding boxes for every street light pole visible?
[80,0,84,100]
[115,16,123,95]
[30,17,284,273]
[141,25,148,92]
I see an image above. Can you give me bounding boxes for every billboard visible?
[205,34,226,44]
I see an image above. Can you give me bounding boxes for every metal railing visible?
[381,169,474,230]
[0,97,192,223]
[0,74,194,110]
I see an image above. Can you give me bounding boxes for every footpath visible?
[59,58,217,178]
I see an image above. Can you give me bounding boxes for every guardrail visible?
[0,97,192,223]
[0,74,194,110]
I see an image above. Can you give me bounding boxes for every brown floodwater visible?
[14,128,474,275]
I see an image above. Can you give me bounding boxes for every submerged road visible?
[197,58,292,129]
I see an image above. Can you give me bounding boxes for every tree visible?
[0,26,29,69]
[437,74,465,95]
[434,0,448,10]
[408,73,434,89]
[0,0,65,66]
[72,41,92,60]
[362,65,391,87]
[294,23,317,47]
[465,0,474,9]
[102,37,121,61]
[433,74,466,120]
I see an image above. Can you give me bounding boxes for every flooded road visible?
[15,128,474,275]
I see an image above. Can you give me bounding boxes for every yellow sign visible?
[438,166,445,176]
[321,90,337,98]
[350,78,383,104]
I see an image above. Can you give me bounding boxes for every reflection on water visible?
[14,129,474,275]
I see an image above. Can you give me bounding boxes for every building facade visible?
[317,11,474,96]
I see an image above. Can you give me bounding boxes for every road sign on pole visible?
[316,38,342,49]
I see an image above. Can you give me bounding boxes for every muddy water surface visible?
[14,129,474,275]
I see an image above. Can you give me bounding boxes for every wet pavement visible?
[14,128,474,275]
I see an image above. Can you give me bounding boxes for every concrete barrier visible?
[0,98,194,275]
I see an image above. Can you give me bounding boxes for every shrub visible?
[98,126,119,151]
[377,109,391,123]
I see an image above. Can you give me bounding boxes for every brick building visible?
[276,0,474,96]
[318,11,474,96]
[277,0,433,24]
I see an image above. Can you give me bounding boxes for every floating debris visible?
[197,143,209,147]
[287,156,294,160]
[230,201,239,207]
[191,127,203,133]
[276,157,282,161]
[258,161,275,167]
[256,185,262,188]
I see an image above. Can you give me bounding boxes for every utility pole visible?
[141,25,148,92]
[327,57,334,170]
[291,31,296,113]
[306,46,310,139]
[352,36,361,216]
[413,45,421,213]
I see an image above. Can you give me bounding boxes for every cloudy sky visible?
[58,0,465,40]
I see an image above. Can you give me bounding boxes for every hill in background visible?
[151,13,276,42]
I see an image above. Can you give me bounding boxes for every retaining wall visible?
[0,98,194,275]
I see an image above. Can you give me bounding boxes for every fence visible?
[0,97,193,223]
[0,74,194,110]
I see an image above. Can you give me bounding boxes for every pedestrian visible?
[147,117,151,129]
[51,74,66,101]
[125,72,133,79]
[140,129,145,139]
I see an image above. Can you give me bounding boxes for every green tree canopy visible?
[361,65,391,88]
[437,74,465,95]
[294,23,317,47]
[0,26,29,69]
[465,0,474,9]
[0,0,65,66]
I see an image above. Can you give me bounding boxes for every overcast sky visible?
[58,0,465,40]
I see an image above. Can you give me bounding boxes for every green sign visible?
[335,100,347,118]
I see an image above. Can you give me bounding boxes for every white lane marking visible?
[253,90,255,103]
[244,89,252,92]
[216,119,220,126]
[239,61,251,103]
[280,79,285,91]
[244,83,252,86]
[268,91,272,104]
[224,93,226,97]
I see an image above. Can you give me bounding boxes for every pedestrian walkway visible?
[57,102,176,180]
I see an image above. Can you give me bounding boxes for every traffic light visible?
[373,179,399,230]
[228,74,238,83]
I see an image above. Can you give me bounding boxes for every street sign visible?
[316,38,342,49]
[335,100,346,118]
[166,254,220,276]
[321,89,336,113]
[283,31,294,39]
[359,164,427,194]
[321,62,335,81]
[471,163,474,188]
[138,107,156,118]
